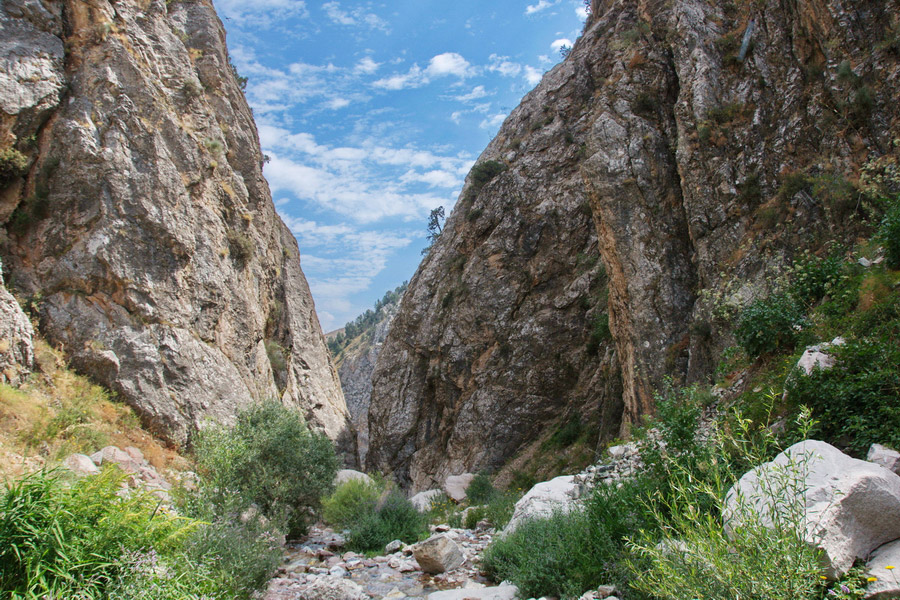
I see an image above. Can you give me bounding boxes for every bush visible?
[227,230,255,266]
[465,472,497,505]
[322,477,383,529]
[469,160,506,192]
[345,490,426,552]
[878,197,900,268]
[735,293,806,357]
[0,147,29,183]
[483,489,520,530]
[786,336,900,456]
[193,400,339,538]
[0,468,196,598]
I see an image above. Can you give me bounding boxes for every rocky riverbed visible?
[263,524,509,600]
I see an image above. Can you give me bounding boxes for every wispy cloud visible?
[215,0,308,25]
[455,85,490,102]
[524,65,544,85]
[487,54,522,78]
[321,1,390,31]
[479,113,507,130]
[551,38,573,52]
[259,125,470,223]
[355,57,381,74]
[373,52,475,90]
[525,0,561,15]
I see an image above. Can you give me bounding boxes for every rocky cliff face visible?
[334,298,401,467]
[368,0,900,490]
[0,0,353,451]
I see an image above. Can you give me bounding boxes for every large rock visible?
[413,534,465,574]
[296,576,366,600]
[62,453,99,476]
[90,446,140,473]
[0,282,32,385]
[334,469,374,487]
[868,444,900,475]
[410,489,444,512]
[443,473,475,503]
[865,539,900,599]
[428,584,519,600]
[367,0,900,489]
[503,475,579,535]
[726,440,900,578]
[0,0,352,453]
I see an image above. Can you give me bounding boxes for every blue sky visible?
[211,0,589,331]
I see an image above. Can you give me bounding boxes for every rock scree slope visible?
[367,0,900,490]
[0,0,353,452]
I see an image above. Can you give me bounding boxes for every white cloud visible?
[374,52,474,90]
[524,65,544,85]
[479,113,507,129]
[259,126,471,223]
[322,1,390,31]
[214,0,308,25]
[425,52,473,78]
[525,0,560,15]
[325,97,351,110]
[455,85,490,102]
[487,54,523,78]
[551,38,573,52]
[355,57,380,74]
[576,5,589,20]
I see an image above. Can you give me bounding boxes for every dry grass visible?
[0,339,186,481]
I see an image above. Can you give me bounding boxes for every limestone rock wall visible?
[0,0,352,451]
[368,0,900,490]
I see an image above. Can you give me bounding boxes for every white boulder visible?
[411,489,444,512]
[867,444,900,475]
[297,576,366,600]
[334,469,374,487]
[90,446,140,473]
[796,337,844,376]
[428,583,519,600]
[413,534,465,573]
[726,440,900,578]
[63,453,99,476]
[443,473,475,502]
[502,475,579,535]
[865,539,900,599]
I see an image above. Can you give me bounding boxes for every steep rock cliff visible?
[368,0,900,490]
[333,296,402,466]
[0,0,353,450]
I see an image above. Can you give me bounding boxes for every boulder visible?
[726,440,900,578]
[796,337,844,376]
[296,576,366,600]
[384,539,403,553]
[62,453,99,476]
[90,446,140,473]
[428,583,518,600]
[502,475,579,535]
[865,539,900,599]
[334,469,374,487]
[411,489,444,512]
[867,444,900,475]
[443,473,475,502]
[123,446,146,464]
[413,534,465,574]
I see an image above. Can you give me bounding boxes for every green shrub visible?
[786,336,900,456]
[789,249,850,308]
[0,468,196,598]
[469,160,506,192]
[735,293,806,357]
[322,477,383,529]
[483,489,520,530]
[193,400,339,538]
[227,230,255,266]
[346,490,426,552]
[878,197,900,268]
[465,472,497,505]
[544,413,585,449]
[0,147,29,183]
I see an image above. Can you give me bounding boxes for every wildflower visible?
[820,576,829,580]
[841,584,850,593]
[868,577,878,582]
[887,565,896,570]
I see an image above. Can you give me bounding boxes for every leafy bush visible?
[735,293,806,357]
[0,468,196,598]
[193,400,339,538]
[786,336,900,456]
[878,197,900,268]
[345,490,426,552]
[322,477,383,529]
[790,249,850,308]
[466,471,497,505]
[0,147,29,183]
[469,160,506,192]
[483,489,519,530]
[227,230,255,266]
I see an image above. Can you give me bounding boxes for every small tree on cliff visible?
[422,206,445,255]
